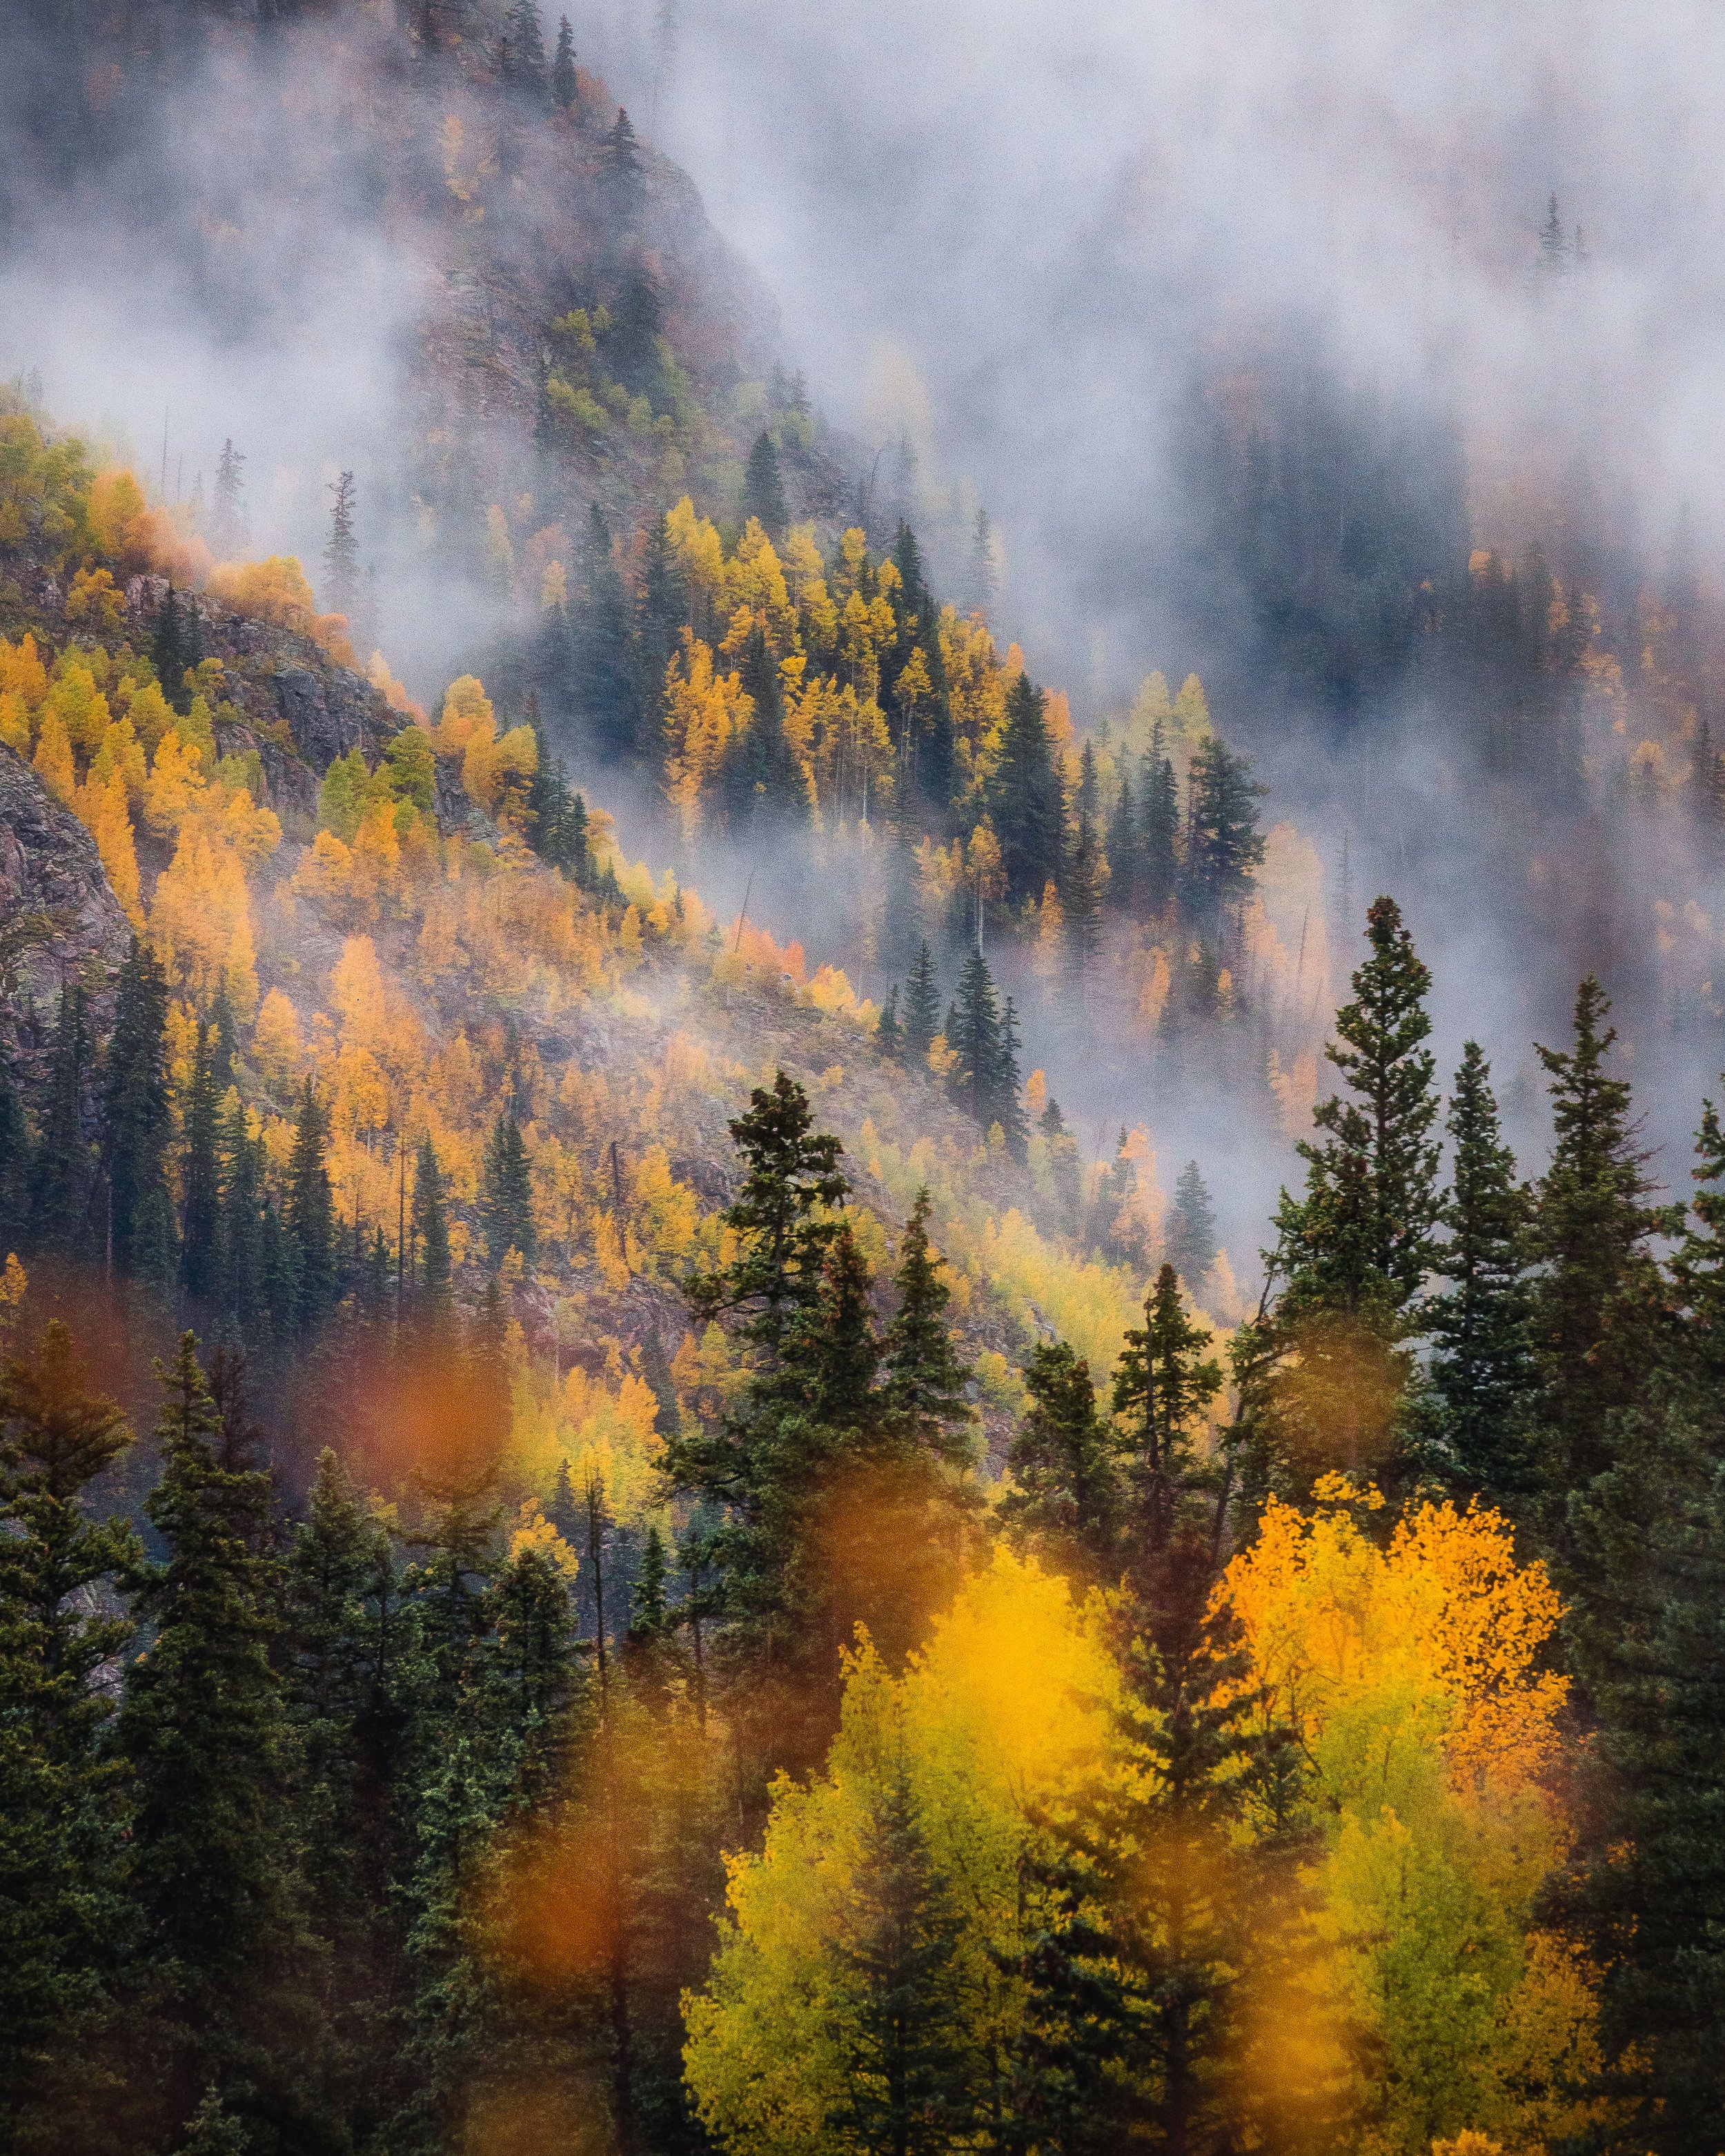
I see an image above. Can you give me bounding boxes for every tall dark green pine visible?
[103,939,177,1292]
[880,1189,974,1468]
[1000,1342,1119,1582]
[743,431,788,540]
[1139,726,1179,918]
[1111,1265,1223,1562]
[1165,1160,1217,1285]
[0,1322,137,2147]
[1425,1042,1537,1503]
[875,985,903,1058]
[573,504,643,762]
[217,1100,266,1336]
[27,982,92,1258]
[1063,776,1107,974]
[1105,767,1139,916]
[179,1020,223,1305]
[1180,733,1265,925]
[549,14,577,108]
[1528,976,1679,1532]
[949,949,1026,1151]
[725,626,807,831]
[286,1078,337,1332]
[902,940,940,1065]
[989,673,1065,906]
[115,1335,310,2145]
[413,1134,454,1334]
[481,1113,537,1267]
[833,1755,981,2155]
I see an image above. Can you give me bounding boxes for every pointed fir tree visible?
[875,984,903,1059]
[503,0,546,88]
[1064,776,1107,973]
[1111,1265,1223,1562]
[744,431,788,540]
[208,439,247,560]
[179,1019,223,1305]
[412,1133,453,1334]
[988,672,1065,905]
[1000,1342,1120,1582]
[28,981,92,1259]
[286,1078,337,1332]
[480,1112,536,1267]
[902,940,940,1066]
[879,1188,974,1467]
[1181,733,1266,925]
[323,470,359,617]
[1165,1160,1217,1285]
[1424,1042,1537,1503]
[1528,976,1680,1531]
[573,503,643,762]
[103,938,177,1292]
[550,14,578,110]
[217,1098,265,1336]
[1138,724,1180,917]
[627,1521,671,1644]
[1106,767,1139,916]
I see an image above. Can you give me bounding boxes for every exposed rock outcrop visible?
[0,745,129,1009]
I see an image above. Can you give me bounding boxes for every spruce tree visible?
[323,470,359,617]
[903,940,940,1065]
[1425,1042,1537,1502]
[217,1098,265,1336]
[208,439,247,560]
[179,1019,222,1305]
[413,1134,453,1332]
[0,1322,137,2142]
[1111,1265,1223,1561]
[1063,787,1107,973]
[550,15,578,110]
[1181,733,1265,925]
[1106,768,1139,915]
[116,1335,308,2142]
[880,1189,974,1466]
[833,1754,980,2155]
[28,982,92,1258]
[989,673,1065,906]
[1528,976,1679,1524]
[573,504,642,762]
[1000,1342,1119,1581]
[1139,726,1179,918]
[726,625,807,829]
[152,585,188,710]
[103,938,177,1292]
[480,1113,537,1267]
[949,949,1024,1151]
[627,1522,671,1644]
[1165,1160,1217,1285]
[744,431,788,540]
[286,1078,337,1332]
[875,985,903,1058]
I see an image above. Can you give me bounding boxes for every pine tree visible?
[217,1098,265,1336]
[103,938,177,1292]
[116,1334,306,2139]
[549,14,577,109]
[503,0,545,88]
[480,1113,537,1267]
[989,673,1065,906]
[1112,1265,1223,1561]
[413,1134,454,1333]
[323,470,359,617]
[1528,976,1680,1530]
[744,431,788,540]
[152,584,189,710]
[1106,768,1139,916]
[1425,1042,1537,1502]
[286,1078,337,1332]
[833,1753,980,2155]
[627,1522,671,1644]
[602,107,644,217]
[1000,1342,1119,1581]
[179,1019,222,1305]
[208,439,247,560]
[879,1189,974,1466]
[1064,771,1107,974]
[1275,895,1441,1319]
[573,504,643,762]
[948,949,1025,1152]
[726,624,807,829]
[1165,1160,1217,1285]
[1181,733,1265,924]
[1139,725,1179,918]
[0,1322,137,2141]
[875,985,903,1059]
[1537,191,1568,279]
[28,982,92,1258]
[903,940,940,1065]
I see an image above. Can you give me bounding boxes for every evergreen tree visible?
[879,1189,974,1465]
[1275,895,1441,1318]
[902,940,940,1065]
[286,1077,337,1332]
[725,625,808,829]
[1063,772,1107,974]
[480,1112,537,1267]
[833,1754,980,2155]
[1181,733,1265,924]
[0,1322,136,2143]
[1165,1160,1217,1285]
[413,1134,453,1332]
[1138,726,1179,918]
[1000,1342,1119,1581]
[1425,1042,1537,1501]
[116,1335,308,2142]
[627,1522,671,1644]
[875,984,903,1059]
[502,0,545,88]
[989,673,1065,905]
[549,14,577,109]
[602,107,644,219]
[103,938,176,1292]
[152,585,189,710]
[323,469,359,617]
[744,431,788,540]
[965,506,998,617]
[208,439,247,560]
[179,1018,222,1305]
[1105,768,1139,916]
[28,981,92,1259]
[1111,1265,1223,1561]
[947,949,1025,1154]
[573,504,643,762]
[217,1098,265,1336]
[1528,976,1679,1528]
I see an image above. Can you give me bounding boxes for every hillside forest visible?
[1,7,1724,2156]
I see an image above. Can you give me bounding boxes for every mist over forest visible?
[0,6,1722,2154]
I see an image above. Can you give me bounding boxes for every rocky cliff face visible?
[0,744,128,1011]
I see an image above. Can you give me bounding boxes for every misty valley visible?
[1,3,1722,2154]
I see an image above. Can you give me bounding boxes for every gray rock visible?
[0,745,129,1006]
[213,719,319,823]
[272,663,362,769]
